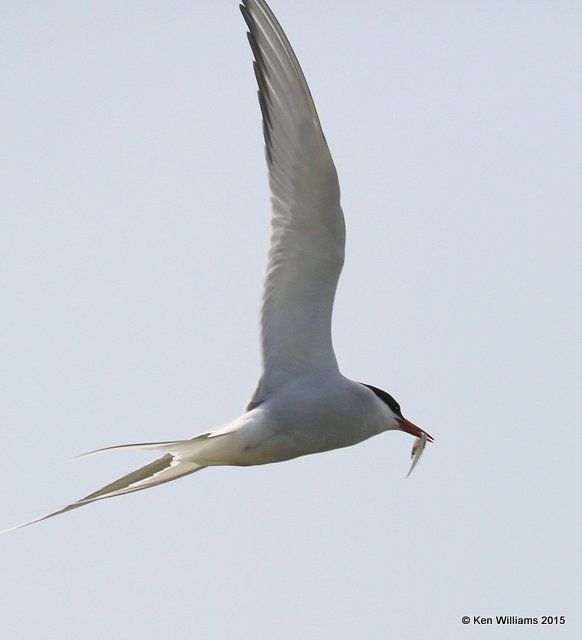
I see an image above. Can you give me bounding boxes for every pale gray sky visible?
[1,1,580,638]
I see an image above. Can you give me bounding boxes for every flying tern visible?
[4,0,434,533]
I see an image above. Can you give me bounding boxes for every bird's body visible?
[3,0,433,534]
[185,375,390,467]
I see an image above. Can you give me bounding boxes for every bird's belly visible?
[193,384,385,468]
[223,416,377,466]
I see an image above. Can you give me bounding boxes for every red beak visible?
[396,417,434,443]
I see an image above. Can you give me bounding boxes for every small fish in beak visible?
[406,431,427,477]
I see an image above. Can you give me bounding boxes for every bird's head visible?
[361,383,434,442]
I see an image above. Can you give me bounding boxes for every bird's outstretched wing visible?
[241,0,345,398]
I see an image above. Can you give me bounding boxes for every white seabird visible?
[4,0,434,533]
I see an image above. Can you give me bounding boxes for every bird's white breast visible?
[195,376,388,466]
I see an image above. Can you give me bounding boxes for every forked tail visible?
[2,441,208,534]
